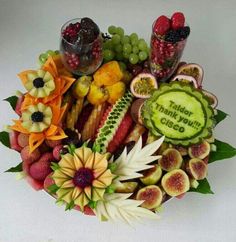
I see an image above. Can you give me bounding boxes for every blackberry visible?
[178,26,190,40]
[78,28,96,44]
[80,17,99,37]
[63,128,81,146]
[165,30,181,43]
[33,78,44,88]
[31,111,44,122]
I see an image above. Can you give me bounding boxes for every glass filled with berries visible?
[60,17,103,75]
[150,12,190,82]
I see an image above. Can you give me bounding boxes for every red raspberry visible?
[171,12,185,30]
[153,15,171,35]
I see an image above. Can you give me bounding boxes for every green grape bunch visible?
[102,25,150,65]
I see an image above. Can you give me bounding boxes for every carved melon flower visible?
[52,146,113,210]
[18,56,75,110]
[10,97,67,152]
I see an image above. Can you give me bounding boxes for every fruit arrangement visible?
[1,13,236,225]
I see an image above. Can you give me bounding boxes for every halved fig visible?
[114,181,138,193]
[186,158,208,180]
[140,164,162,185]
[188,141,210,159]
[130,98,145,124]
[171,74,198,88]
[156,142,170,155]
[177,63,204,87]
[136,185,163,209]
[130,73,158,98]
[158,148,183,171]
[173,145,188,156]
[161,169,190,197]
[202,89,218,108]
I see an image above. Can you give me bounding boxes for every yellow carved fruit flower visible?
[52,147,113,210]
[21,103,52,133]
[24,70,55,98]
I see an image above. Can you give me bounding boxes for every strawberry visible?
[29,153,54,181]
[171,12,185,30]
[20,146,41,164]
[107,112,133,153]
[153,15,170,35]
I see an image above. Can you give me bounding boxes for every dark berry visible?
[73,168,94,188]
[165,29,181,43]
[60,147,69,155]
[177,26,190,40]
[80,17,99,37]
[33,78,44,88]
[78,28,96,44]
[31,111,44,122]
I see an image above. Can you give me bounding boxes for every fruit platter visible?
[1,13,236,225]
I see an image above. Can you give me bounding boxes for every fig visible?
[188,141,210,159]
[161,169,190,197]
[171,74,198,88]
[114,181,138,193]
[158,148,183,171]
[177,63,204,87]
[173,145,188,156]
[130,73,158,98]
[186,158,207,180]
[130,98,145,124]
[156,142,170,155]
[140,164,162,185]
[202,89,218,108]
[136,185,163,209]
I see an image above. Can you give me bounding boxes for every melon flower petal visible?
[52,146,113,211]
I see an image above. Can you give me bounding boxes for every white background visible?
[0,0,236,242]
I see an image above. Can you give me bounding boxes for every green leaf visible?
[65,201,75,211]
[47,184,59,194]
[51,162,60,171]
[214,109,228,125]
[0,131,10,148]
[4,162,23,172]
[4,95,18,110]
[209,140,236,163]
[88,200,97,209]
[189,178,214,194]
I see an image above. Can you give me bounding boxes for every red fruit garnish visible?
[53,144,64,161]
[107,112,133,153]
[153,15,171,35]
[9,130,22,152]
[29,153,54,181]
[171,12,185,30]
[20,146,40,164]
[17,133,29,148]
[74,205,95,216]
[44,172,56,195]
[15,95,24,116]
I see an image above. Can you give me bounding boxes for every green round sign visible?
[142,82,214,146]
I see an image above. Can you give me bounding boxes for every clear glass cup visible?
[60,18,103,75]
[150,23,188,82]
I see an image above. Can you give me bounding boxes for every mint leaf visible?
[214,109,228,125]
[47,184,59,194]
[4,95,18,110]
[189,178,214,194]
[65,201,75,211]
[209,140,236,163]
[0,131,10,148]
[51,162,60,171]
[5,162,22,172]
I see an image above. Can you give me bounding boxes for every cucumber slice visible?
[142,82,214,146]
[95,91,133,153]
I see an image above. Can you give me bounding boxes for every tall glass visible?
[60,18,103,75]
[150,25,188,82]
